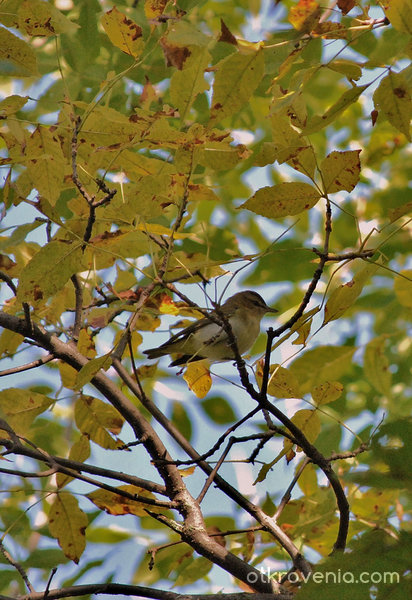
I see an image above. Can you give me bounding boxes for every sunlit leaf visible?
[373,71,412,141]
[101,7,144,58]
[49,493,88,563]
[183,362,212,399]
[74,395,124,449]
[320,150,361,194]
[241,182,321,218]
[363,337,392,397]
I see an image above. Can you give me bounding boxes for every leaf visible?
[74,354,112,390]
[289,345,355,394]
[0,27,38,76]
[320,150,361,193]
[170,47,211,121]
[0,388,54,434]
[384,0,412,34]
[297,462,318,496]
[303,85,368,134]
[241,182,321,218]
[312,381,344,405]
[323,262,379,324]
[48,493,87,563]
[337,0,356,15]
[394,270,412,307]
[25,125,66,205]
[74,395,125,449]
[17,240,85,306]
[56,435,90,489]
[201,396,237,425]
[284,409,321,449]
[373,71,412,141]
[171,401,192,441]
[289,0,321,33]
[327,60,362,81]
[144,0,168,20]
[0,95,29,117]
[210,47,265,124]
[101,7,144,59]
[260,364,302,399]
[363,337,392,396]
[87,485,161,516]
[183,362,212,399]
[17,0,79,36]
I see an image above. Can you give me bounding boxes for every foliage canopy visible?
[0,0,411,599]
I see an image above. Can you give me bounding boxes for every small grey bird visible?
[144,290,278,366]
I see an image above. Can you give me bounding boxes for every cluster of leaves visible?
[0,0,411,598]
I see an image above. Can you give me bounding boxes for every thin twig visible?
[0,353,54,377]
[0,539,35,593]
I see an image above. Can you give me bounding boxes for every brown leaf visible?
[218,19,237,45]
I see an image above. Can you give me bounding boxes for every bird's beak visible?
[266,305,278,313]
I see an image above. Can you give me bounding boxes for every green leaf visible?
[289,346,355,394]
[75,354,112,390]
[384,0,412,34]
[241,182,321,218]
[303,85,368,134]
[17,0,79,36]
[210,47,265,124]
[170,47,211,122]
[24,125,66,205]
[17,240,85,305]
[373,71,412,141]
[0,27,38,76]
[201,395,237,424]
[363,337,392,397]
[0,94,29,117]
[0,388,54,434]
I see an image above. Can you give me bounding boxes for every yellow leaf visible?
[289,0,320,32]
[179,466,196,477]
[323,262,378,324]
[101,7,144,59]
[87,485,161,516]
[373,71,412,141]
[320,150,361,194]
[394,270,412,307]
[241,182,321,218]
[183,362,212,399]
[58,362,78,390]
[144,0,168,20]
[0,27,38,77]
[284,409,321,450]
[0,388,54,434]
[210,48,265,125]
[297,461,318,496]
[49,493,88,563]
[312,381,343,405]
[74,395,124,450]
[364,337,392,397]
[259,364,301,399]
[159,295,180,315]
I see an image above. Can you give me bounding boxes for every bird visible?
[143,290,278,366]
